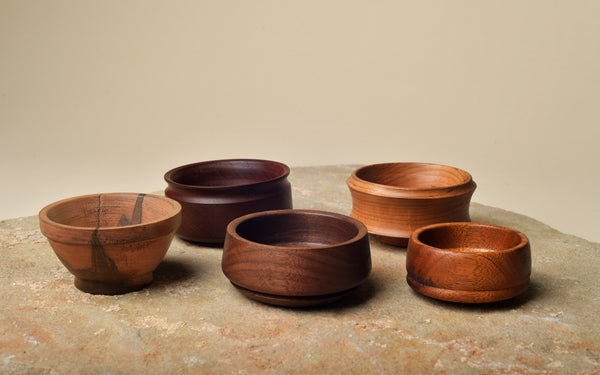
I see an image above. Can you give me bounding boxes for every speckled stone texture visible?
[1,165,598,374]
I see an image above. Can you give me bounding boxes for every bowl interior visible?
[168,160,288,188]
[45,194,179,229]
[356,163,471,189]
[235,212,359,248]
[417,224,523,252]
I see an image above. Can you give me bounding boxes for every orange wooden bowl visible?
[222,209,372,307]
[406,222,531,303]
[39,193,181,295]
[347,162,476,246]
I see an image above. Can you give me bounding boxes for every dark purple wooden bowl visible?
[164,159,292,243]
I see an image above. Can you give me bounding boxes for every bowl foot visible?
[176,233,224,245]
[406,274,530,303]
[74,274,153,295]
[376,235,408,247]
[230,282,358,307]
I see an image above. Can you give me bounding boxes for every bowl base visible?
[376,235,408,247]
[176,233,224,245]
[231,282,358,307]
[74,274,153,295]
[406,274,530,303]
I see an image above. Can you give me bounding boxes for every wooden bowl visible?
[222,209,372,307]
[406,222,531,303]
[347,162,476,246]
[164,159,292,244]
[39,193,181,295]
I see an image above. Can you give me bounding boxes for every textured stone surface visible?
[1,165,598,374]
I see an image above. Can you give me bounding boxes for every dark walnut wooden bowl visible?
[347,162,477,246]
[406,222,531,303]
[39,193,181,295]
[164,159,292,244]
[222,209,372,307]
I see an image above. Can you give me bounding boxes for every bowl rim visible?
[409,221,529,254]
[226,209,368,251]
[39,192,182,233]
[164,158,290,191]
[348,162,475,198]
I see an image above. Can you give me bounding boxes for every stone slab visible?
[1,165,598,374]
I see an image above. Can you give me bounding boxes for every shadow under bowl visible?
[164,159,292,244]
[347,162,477,246]
[222,209,372,307]
[39,193,181,295]
[406,222,531,303]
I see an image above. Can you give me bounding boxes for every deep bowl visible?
[347,162,477,246]
[222,209,372,307]
[39,193,181,295]
[164,159,292,243]
[406,222,531,303]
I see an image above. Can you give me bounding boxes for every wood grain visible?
[347,162,476,246]
[222,209,371,307]
[406,222,531,303]
[39,193,181,294]
[165,159,292,243]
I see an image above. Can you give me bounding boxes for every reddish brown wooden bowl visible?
[347,162,476,246]
[39,193,181,295]
[164,159,292,244]
[222,209,372,307]
[406,222,531,303]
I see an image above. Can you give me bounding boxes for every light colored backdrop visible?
[1,1,598,242]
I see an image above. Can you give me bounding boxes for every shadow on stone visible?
[332,276,380,308]
[151,259,199,289]
[408,278,545,312]
[291,273,384,313]
[179,238,224,249]
[369,234,408,252]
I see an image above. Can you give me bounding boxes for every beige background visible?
[1,1,598,242]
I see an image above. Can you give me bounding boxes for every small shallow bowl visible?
[406,222,531,303]
[347,162,477,246]
[164,159,292,243]
[39,193,181,295]
[222,209,372,307]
